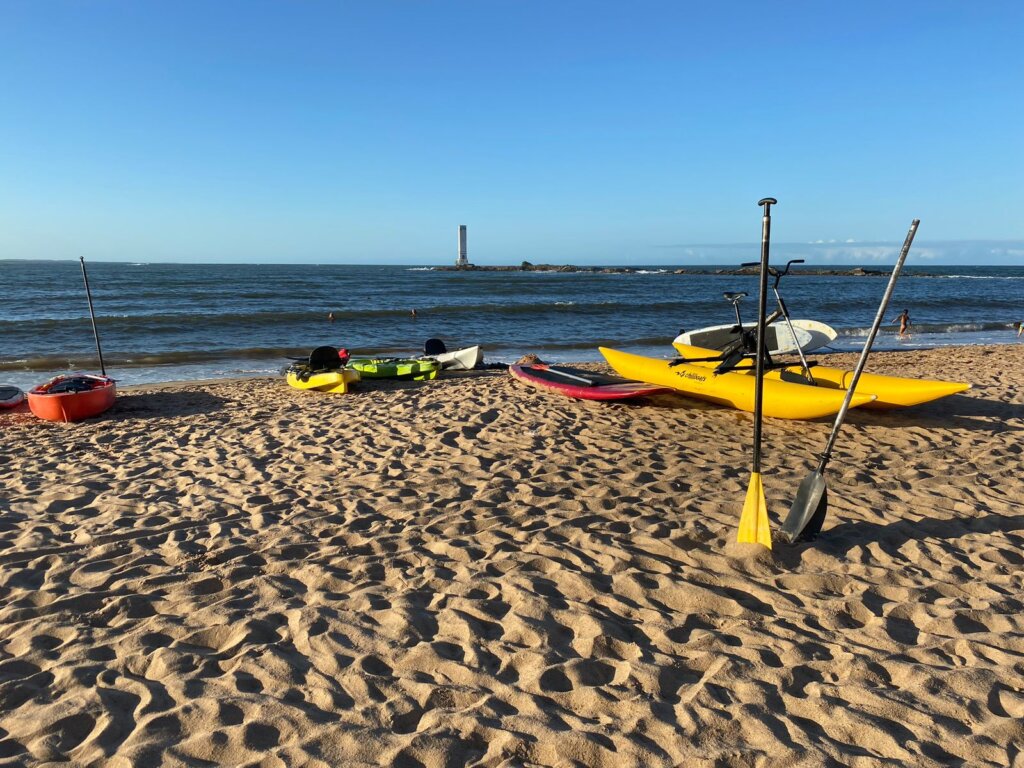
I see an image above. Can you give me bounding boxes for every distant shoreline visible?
[435,263,895,276]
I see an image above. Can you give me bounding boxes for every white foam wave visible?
[938,274,1024,280]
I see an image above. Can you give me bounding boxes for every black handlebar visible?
[737,258,805,287]
[769,259,804,283]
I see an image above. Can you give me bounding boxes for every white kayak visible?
[0,385,25,409]
[428,345,483,370]
[675,323,813,355]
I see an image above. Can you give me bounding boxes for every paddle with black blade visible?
[778,218,920,544]
[737,197,777,550]
[80,256,106,376]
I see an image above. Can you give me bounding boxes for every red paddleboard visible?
[509,364,669,401]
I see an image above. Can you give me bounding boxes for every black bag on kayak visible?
[308,346,343,372]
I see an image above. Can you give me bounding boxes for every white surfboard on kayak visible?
[674,323,813,355]
[788,320,838,352]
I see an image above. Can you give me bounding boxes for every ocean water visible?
[1,260,1022,388]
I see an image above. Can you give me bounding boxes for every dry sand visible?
[1,345,1022,767]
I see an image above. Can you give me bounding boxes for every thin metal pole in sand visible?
[80,256,106,376]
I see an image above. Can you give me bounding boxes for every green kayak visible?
[347,358,440,381]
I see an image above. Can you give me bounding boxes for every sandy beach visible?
[1,344,1022,767]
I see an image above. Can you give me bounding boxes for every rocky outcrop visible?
[435,264,895,276]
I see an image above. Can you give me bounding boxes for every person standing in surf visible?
[893,309,911,338]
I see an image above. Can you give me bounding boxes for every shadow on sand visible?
[828,393,1023,434]
[105,390,229,420]
[608,391,1021,434]
[774,510,1024,568]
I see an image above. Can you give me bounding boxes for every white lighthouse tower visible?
[456,225,468,267]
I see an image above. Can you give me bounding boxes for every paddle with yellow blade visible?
[778,219,920,544]
[737,197,777,549]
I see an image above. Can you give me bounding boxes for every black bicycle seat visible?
[723,291,748,302]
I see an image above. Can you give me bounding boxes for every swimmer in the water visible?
[892,309,911,338]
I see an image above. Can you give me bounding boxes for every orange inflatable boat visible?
[27,374,117,422]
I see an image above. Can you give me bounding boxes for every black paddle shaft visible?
[80,256,106,376]
[779,219,921,545]
[815,218,920,472]
[751,197,776,472]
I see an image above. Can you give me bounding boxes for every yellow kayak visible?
[600,347,876,420]
[286,366,360,394]
[673,343,971,409]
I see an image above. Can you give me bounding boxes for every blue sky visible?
[1,1,1021,264]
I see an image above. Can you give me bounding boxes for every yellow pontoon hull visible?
[599,347,875,420]
[672,343,970,409]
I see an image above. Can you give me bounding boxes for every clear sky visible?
[1,1,1021,264]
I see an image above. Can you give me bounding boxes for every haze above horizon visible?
[1,2,1021,265]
